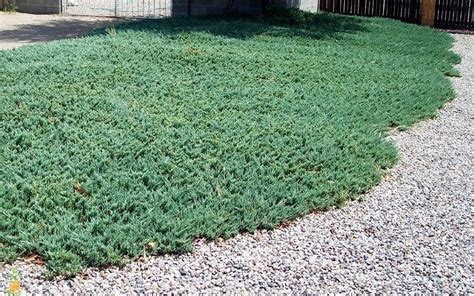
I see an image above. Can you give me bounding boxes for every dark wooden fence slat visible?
[462,0,469,25]
[448,0,456,23]
[410,0,417,22]
[405,0,409,19]
[460,0,464,26]
[457,0,461,25]
[402,0,406,19]
[469,0,473,27]
[460,0,467,26]
[402,0,405,20]
[435,0,441,24]
[443,0,448,24]
[436,0,442,25]
[450,0,455,24]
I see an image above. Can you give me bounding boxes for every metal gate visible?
[62,0,172,17]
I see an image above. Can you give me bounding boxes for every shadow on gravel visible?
[0,18,119,46]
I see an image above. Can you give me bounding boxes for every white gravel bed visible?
[0,34,472,294]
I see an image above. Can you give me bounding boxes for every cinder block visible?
[14,0,26,6]
[15,0,59,13]
[171,4,189,16]
[205,5,225,15]
[198,0,214,6]
[232,0,248,6]
[27,0,43,6]
[237,6,261,15]
[43,0,60,6]
[190,5,207,15]
[17,2,60,13]
[212,0,228,7]
[248,0,263,9]
[172,0,189,5]
[272,0,288,8]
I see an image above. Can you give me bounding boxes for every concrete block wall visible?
[172,0,319,16]
[1,0,60,13]
[172,0,262,16]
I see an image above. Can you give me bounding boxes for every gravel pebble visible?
[0,34,472,294]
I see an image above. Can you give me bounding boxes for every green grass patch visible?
[0,12,459,276]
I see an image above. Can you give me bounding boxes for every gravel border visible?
[0,34,472,294]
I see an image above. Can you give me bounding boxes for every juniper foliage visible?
[0,12,459,276]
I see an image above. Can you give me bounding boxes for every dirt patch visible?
[0,12,122,50]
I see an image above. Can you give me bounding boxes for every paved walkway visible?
[0,12,119,50]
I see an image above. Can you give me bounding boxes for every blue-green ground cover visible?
[0,11,459,276]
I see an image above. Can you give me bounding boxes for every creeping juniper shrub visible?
[0,12,459,276]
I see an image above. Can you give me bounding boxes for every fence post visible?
[420,0,436,25]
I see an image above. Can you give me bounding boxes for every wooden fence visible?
[320,0,474,29]
[435,0,473,29]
